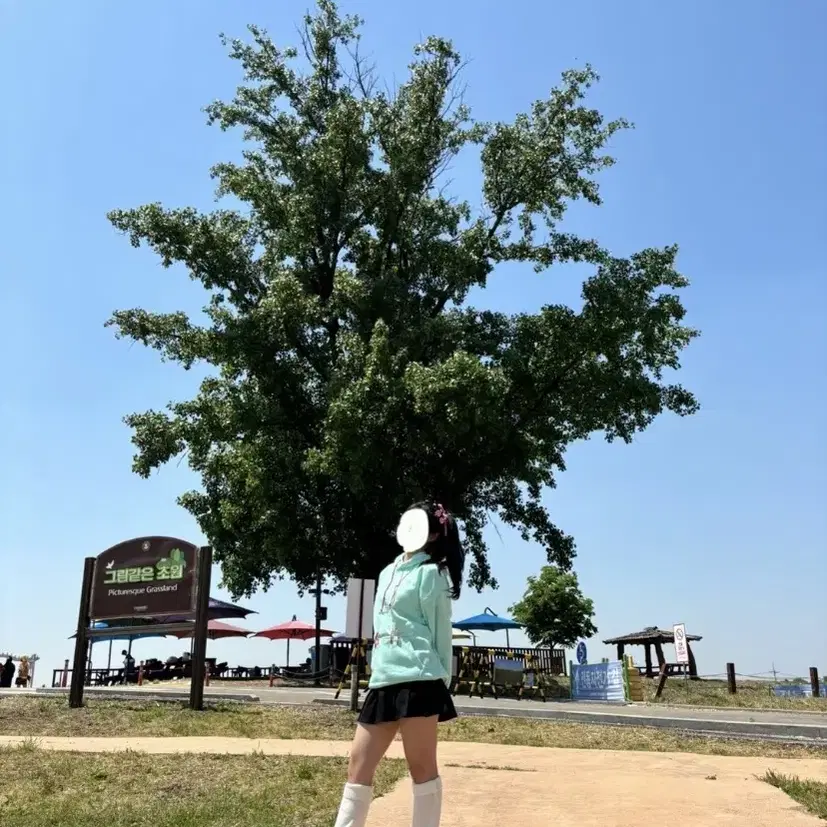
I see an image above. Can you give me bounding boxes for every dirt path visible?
[2,736,825,825]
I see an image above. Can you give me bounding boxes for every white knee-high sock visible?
[334,782,373,827]
[412,776,443,827]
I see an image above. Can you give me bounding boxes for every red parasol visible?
[254,616,336,668]
[173,620,252,640]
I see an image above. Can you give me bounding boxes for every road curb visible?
[312,698,827,741]
[34,688,261,704]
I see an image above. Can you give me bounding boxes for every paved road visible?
[12,684,827,741]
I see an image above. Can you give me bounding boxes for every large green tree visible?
[107,1,698,597]
[509,566,597,649]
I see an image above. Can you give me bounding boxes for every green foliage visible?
[106,1,699,596]
[509,566,597,648]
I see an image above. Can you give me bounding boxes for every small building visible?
[603,626,701,678]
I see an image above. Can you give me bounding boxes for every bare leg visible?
[400,716,442,826]
[348,721,399,785]
[333,721,398,827]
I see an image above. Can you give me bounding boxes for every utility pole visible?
[314,571,322,686]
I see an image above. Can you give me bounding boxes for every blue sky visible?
[1,0,825,685]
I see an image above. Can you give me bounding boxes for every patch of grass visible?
[0,743,406,827]
[762,770,827,820]
[2,696,827,760]
[441,714,827,759]
[645,678,827,711]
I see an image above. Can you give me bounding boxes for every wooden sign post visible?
[69,537,212,710]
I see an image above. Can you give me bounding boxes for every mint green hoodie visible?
[369,551,453,689]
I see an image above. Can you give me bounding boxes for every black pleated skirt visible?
[358,679,458,724]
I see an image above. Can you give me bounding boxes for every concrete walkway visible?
[2,735,826,824]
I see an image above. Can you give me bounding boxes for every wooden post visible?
[655,662,669,698]
[350,579,366,713]
[189,545,213,711]
[644,643,653,678]
[653,641,665,672]
[809,667,820,698]
[137,662,144,686]
[616,643,625,661]
[61,659,69,688]
[686,642,699,680]
[726,662,736,694]
[69,557,96,709]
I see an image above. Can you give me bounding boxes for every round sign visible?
[396,508,430,553]
[576,641,588,665]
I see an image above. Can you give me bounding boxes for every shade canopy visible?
[255,616,336,670]
[173,620,251,640]
[602,626,703,645]
[603,626,702,679]
[94,597,255,627]
[163,597,256,623]
[453,608,522,632]
[255,618,336,641]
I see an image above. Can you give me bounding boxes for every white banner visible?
[673,622,689,664]
[345,578,375,640]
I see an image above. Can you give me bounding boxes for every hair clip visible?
[434,503,449,534]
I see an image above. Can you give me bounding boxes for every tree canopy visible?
[107,0,699,597]
[509,565,597,649]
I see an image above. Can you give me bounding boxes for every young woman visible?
[333,501,464,827]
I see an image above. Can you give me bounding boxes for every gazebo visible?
[603,626,702,678]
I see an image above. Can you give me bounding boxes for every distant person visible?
[0,657,15,688]
[15,656,29,688]
[181,649,192,662]
[121,650,136,683]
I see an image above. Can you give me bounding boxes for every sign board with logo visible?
[90,536,198,621]
[672,622,689,665]
[70,538,212,713]
[576,641,588,665]
[345,578,376,640]
[571,660,626,702]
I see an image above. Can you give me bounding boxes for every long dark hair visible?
[407,501,464,600]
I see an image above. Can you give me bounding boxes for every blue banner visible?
[772,684,818,698]
[571,660,626,702]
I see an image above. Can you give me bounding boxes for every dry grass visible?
[762,770,827,820]
[644,678,827,711]
[2,696,826,760]
[0,742,405,827]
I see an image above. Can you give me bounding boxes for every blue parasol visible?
[452,607,523,647]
